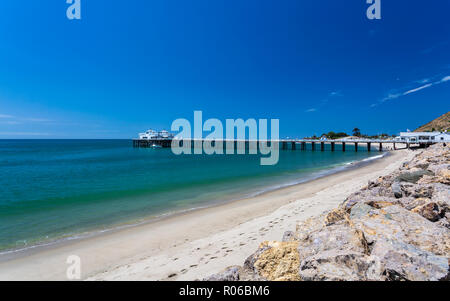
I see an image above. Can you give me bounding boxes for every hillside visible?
[415,112,450,132]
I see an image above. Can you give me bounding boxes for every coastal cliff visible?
[205,144,450,281]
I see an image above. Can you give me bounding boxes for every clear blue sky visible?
[0,0,449,139]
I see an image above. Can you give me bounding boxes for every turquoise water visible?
[0,139,377,252]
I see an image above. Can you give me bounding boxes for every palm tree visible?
[352,128,361,137]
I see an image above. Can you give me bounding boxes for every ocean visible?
[0,139,379,253]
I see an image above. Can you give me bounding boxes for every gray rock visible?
[428,163,449,175]
[204,266,241,281]
[411,162,430,170]
[395,170,433,184]
[432,183,450,209]
[299,251,382,281]
[350,203,375,220]
[398,197,429,211]
[282,231,296,242]
[343,198,362,210]
[391,182,402,198]
[297,224,370,260]
[400,183,434,198]
[371,238,449,281]
[436,218,450,229]
[351,205,450,256]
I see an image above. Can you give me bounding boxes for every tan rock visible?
[253,241,301,281]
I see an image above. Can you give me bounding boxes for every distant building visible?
[395,131,450,143]
[342,136,360,141]
[158,130,172,138]
[138,129,173,139]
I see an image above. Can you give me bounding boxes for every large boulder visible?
[252,241,301,281]
[395,170,433,184]
[431,183,450,209]
[418,165,450,184]
[350,203,450,256]
[297,224,370,260]
[371,238,449,281]
[299,251,382,281]
[343,193,400,211]
[400,183,434,198]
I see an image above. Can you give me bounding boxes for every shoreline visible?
[0,149,413,280]
[0,151,387,258]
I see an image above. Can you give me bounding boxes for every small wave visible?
[361,154,385,162]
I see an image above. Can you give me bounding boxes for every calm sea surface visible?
[0,139,378,252]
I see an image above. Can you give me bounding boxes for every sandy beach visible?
[0,149,415,281]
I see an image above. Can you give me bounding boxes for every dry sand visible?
[0,149,416,281]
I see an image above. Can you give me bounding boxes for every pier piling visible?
[132,138,430,153]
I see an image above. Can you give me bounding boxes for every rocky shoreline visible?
[205,144,450,281]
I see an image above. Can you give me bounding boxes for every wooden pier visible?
[132,138,434,152]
